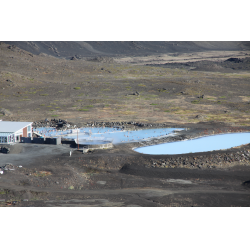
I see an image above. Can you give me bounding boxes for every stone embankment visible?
[78,121,177,129]
[33,119,76,130]
[148,149,250,169]
[32,118,181,130]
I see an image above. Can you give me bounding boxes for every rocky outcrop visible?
[225,58,243,63]
[195,115,207,120]
[88,56,114,63]
[0,108,12,116]
[33,118,75,130]
[126,91,140,96]
[33,119,180,130]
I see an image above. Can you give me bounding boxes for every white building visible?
[0,121,33,144]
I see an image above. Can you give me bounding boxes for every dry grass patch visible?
[205,113,248,124]
[32,171,52,177]
[19,99,31,101]
[191,100,200,104]
[205,95,217,101]
[173,109,195,115]
[78,108,89,111]
[240,96,250,102]
[118,110,137,115]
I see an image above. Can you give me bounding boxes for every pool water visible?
[34,127,184,144]
[134,132,250,155]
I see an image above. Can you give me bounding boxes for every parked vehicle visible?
[0,146,10,154]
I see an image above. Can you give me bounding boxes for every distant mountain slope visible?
[3,41,250,59]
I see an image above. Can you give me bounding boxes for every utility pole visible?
[77,129,79,150]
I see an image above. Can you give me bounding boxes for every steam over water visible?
[35,127,183,144]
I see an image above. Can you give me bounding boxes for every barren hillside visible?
[4,41,250,59]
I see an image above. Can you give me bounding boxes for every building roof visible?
[0,132,12,137]
[0,121,33,133]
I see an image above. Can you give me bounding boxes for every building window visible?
[27,125,31,132]
[0,137,7,143]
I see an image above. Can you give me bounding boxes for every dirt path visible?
[2,185,250,207]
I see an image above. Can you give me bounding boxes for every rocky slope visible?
[4,41,250,59]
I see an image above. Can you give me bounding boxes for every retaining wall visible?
[20,137,32,143]
[32,137,45,144]
[20,137,61,145]
[80,142,113,149]
[46,137,61,145]
[61,139,76,146]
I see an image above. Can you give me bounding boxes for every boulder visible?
[198,94,204,99]
[226,57,243,63]
[0,108,12,116]
[195,114,207,120]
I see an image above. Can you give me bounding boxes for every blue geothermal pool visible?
[134,132,250,155]
[34,127,184,144]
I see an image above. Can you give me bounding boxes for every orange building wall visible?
[23,127,27,137]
